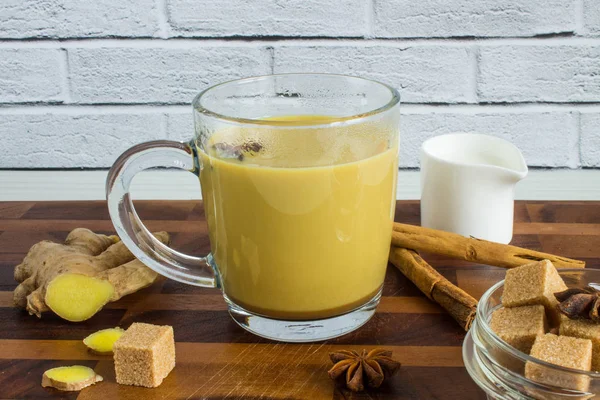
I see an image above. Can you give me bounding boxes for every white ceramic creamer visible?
[420,133,528,244]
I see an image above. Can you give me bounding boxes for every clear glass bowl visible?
[463,268,600,400]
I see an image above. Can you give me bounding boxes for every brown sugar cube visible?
[113,323,175,388]
[502,260,567,325]
[560,316,600,372]
[525,333,592,393]
[490,305,547,354]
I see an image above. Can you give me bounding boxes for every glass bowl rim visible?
[477,267,600,378]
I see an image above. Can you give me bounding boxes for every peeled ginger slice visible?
[83,327,125,354]
[42,365,103,391]
[45,273,115,322]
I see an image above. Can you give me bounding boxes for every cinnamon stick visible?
[389,247,477,331]
[392,223,584,269]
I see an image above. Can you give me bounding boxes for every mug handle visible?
[106,140,219,288]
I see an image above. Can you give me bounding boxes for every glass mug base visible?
[225,290,382,343]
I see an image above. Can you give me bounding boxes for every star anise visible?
[211,141,262,161]
[327,349,401,392]
[555,286,600,322]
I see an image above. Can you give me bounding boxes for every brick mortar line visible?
[0,106,599,121]
[1,37,600,49]
[58,48,72,103]
[469,45,479,103]
[576,111,583,168]
[161,113,169,139]
[155,0,170,39]
[267,46,274,74]
[3,103,600,113]
[365,0,375,39]
[575,0,585,35]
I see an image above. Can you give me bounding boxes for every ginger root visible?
[13,228,170,322]
[83,327,125,355]
[42,365,103,391]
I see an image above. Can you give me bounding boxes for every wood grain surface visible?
[0,200,598,399]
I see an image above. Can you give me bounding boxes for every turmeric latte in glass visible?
[200,115,398,319]
[107,74,400,342]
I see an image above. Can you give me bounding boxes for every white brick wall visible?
[0,0,599,169]
[479,45,600,102]
[400,110,579,168]
[581,113,600,167]
[584,0,600,36]
[168,0,366,37]
[373,0,576,38]
[0,0,157,38]
[0,49,64,103]
[0,113,164,167]
[273,45,475,103]
[69,46,271,103]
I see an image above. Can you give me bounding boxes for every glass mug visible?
[106,74,400,342]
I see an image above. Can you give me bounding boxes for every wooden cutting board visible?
[1,200,599,399]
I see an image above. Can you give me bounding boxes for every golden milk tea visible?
[198,115,398,320]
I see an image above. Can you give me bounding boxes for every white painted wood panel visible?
[1,170,598,201]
